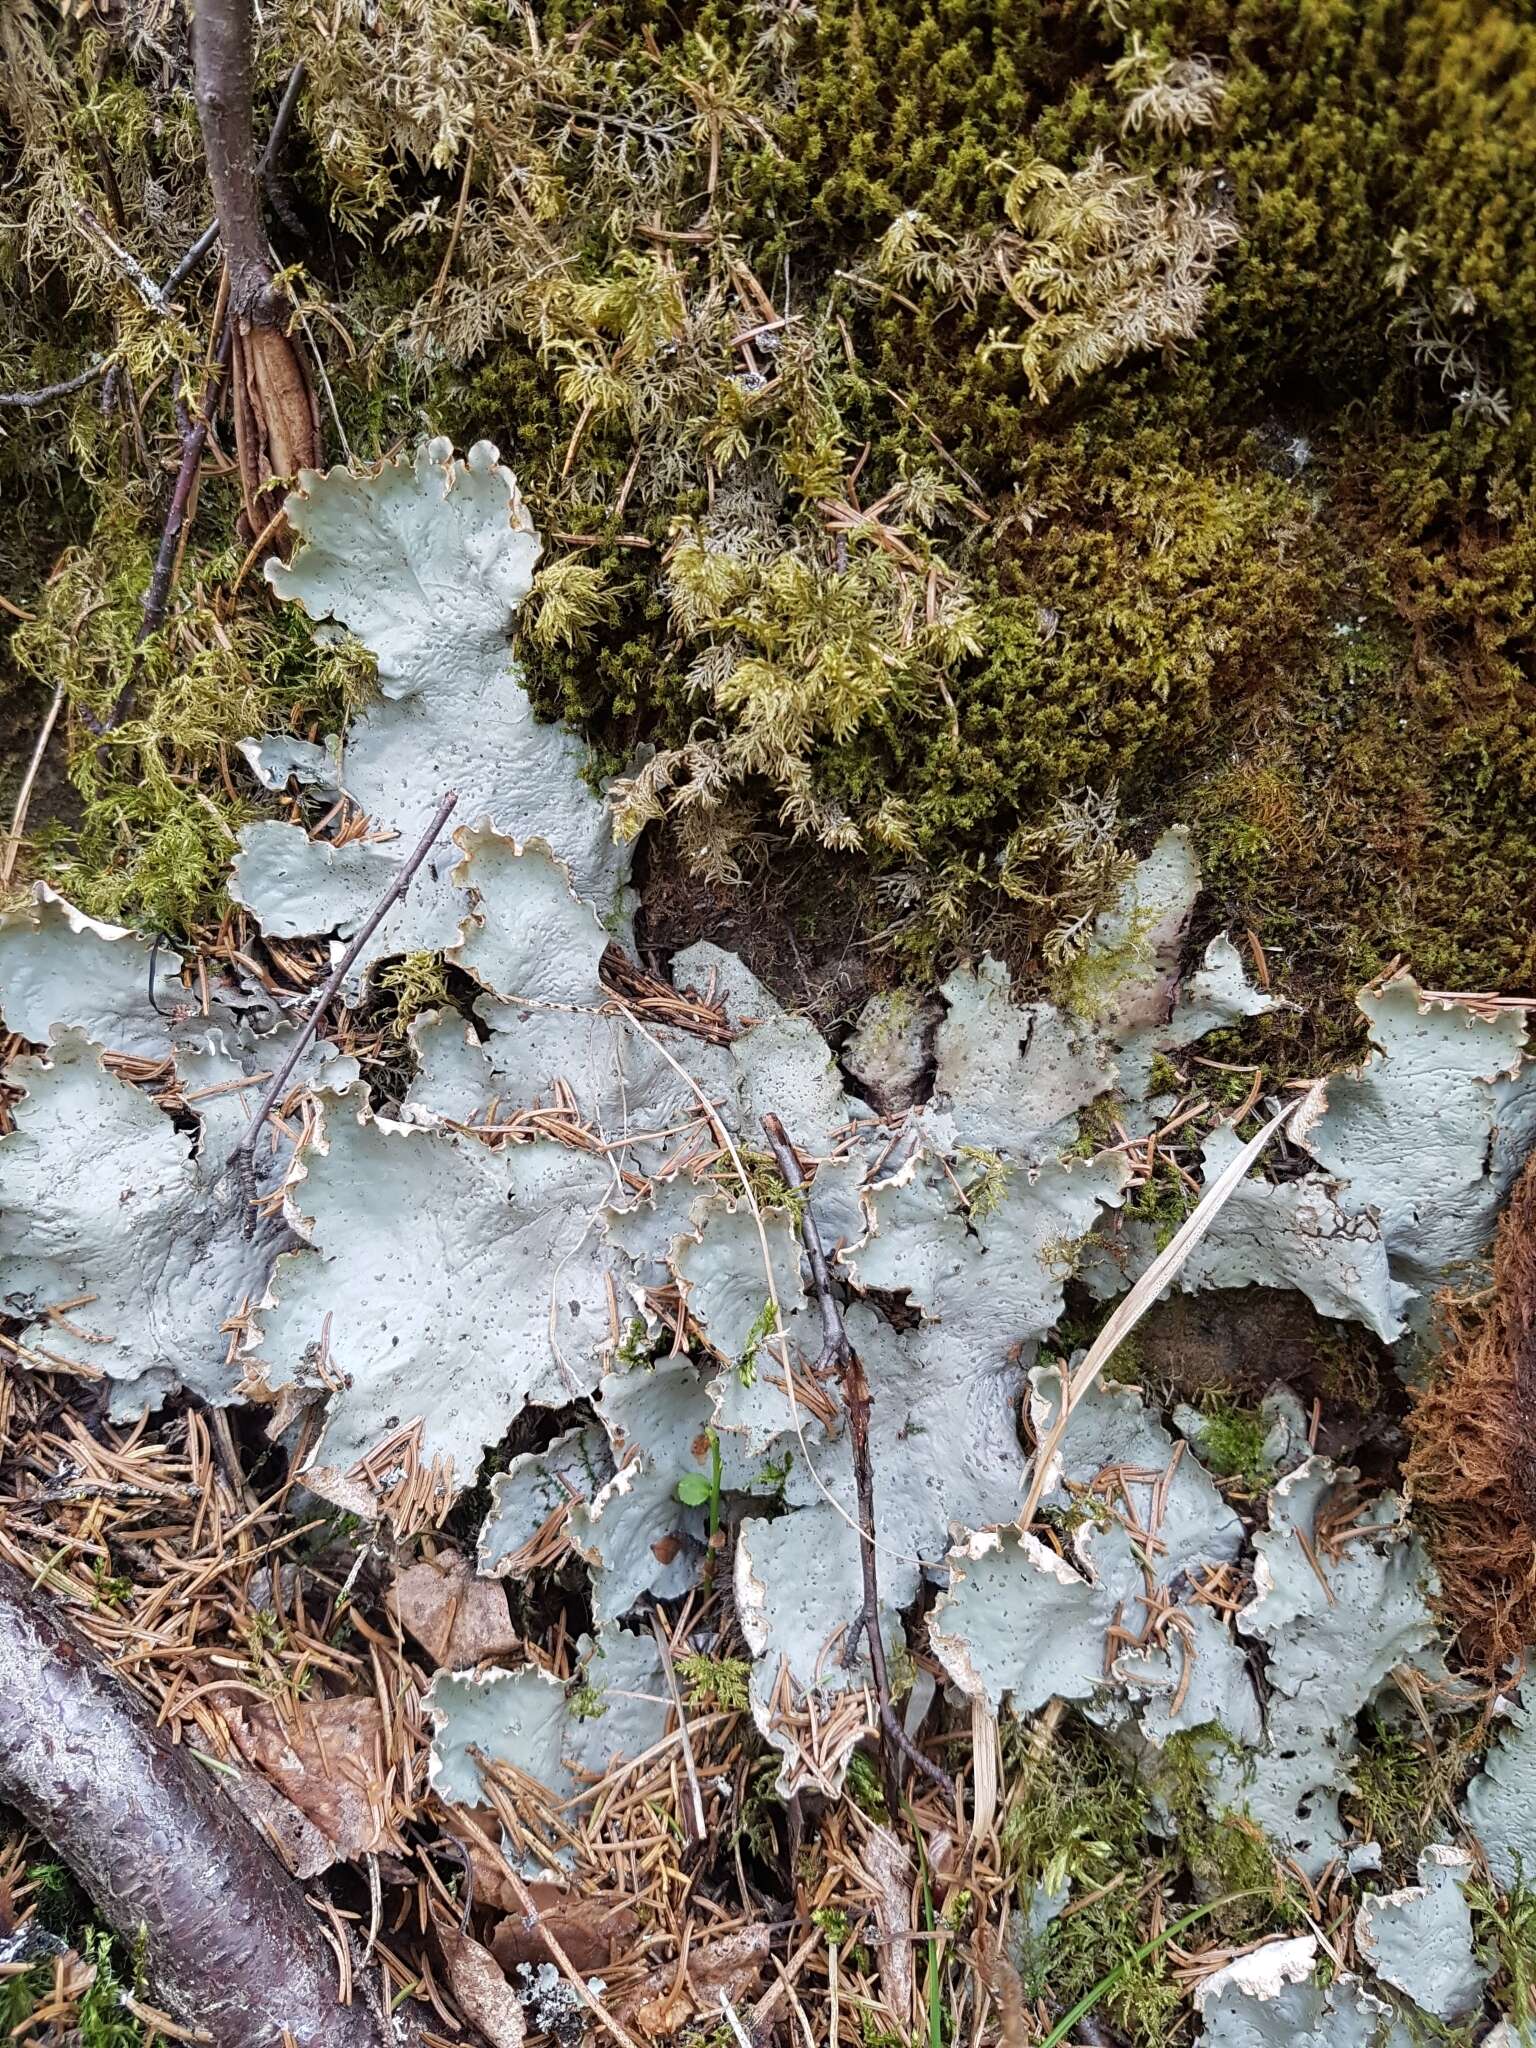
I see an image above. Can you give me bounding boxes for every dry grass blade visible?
[1019,1084,1323,1530]
[0,683,64,887]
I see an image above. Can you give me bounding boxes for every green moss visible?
[1155,1731,1305,1938]
[1000,1719,1182,2046]
[74,1928,148,2048]
[0,1856,147,2045]
[1145,1053,1185,1099]
[954,1145,1010,1220]
[1191,1396,1275,1492]
[375,952,452,1039]
[1120,1159,1195,1255]
[675,1652,752,1712]
[844,1749,889,1821]
[1070,1093,1127,1161]
[10,508,375,935]
[615,1316,655,1370]
[1344,1711,1478,1878]
[1469,1875,1536,2040]
[709,1148,805,1220]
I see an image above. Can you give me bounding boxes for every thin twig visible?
[834,269,923,317]
[226,792,458,1218]
[427,133,476,321]
[138,319,234,645]
[72,204,171,315]
[760,1112,956,1809]
[163,65,307,300]
[0,358,118,410]
[1,685,65,886]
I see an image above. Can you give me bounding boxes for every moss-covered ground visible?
[3,0,1536,1050]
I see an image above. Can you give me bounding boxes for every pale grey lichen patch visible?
[1083,968,1536,1338]
[1178,935,1283,1043]
[237,731,342,796]
[427,1628,668,1808]
[1114,931,1280,1104]
[824,1304,1030,1566]
[838,1156,973,1310]
[1462,1684,1536,1889]
[451,828,609,1007]
[672,1196,810,1453]
[1114,1601,1263,1748]
[1296,972,1536,1306]
[1356,1845,1488,2023]
[1213,1458,1439,1876]
[0,1031,276,1415]
[930,1528,1111,1716]
[1194,1943,1397,2048]
[478,1423,614,1580]
[242,438,631,989]
[670,941,862,1155]
[0,884,182,1057]
[842,1145,1129,1358]
[931,955,1110,1160]
[246,1098,625,1513]
[961,1366,1262,1747]
[1175,1124,1411,1341]
[231,818,466,969]
[1026,1363,1244,1576]
[1074,824,1201,1046]
[735,1500,900,1796]
[174,1026,360,1163]
[571,1355,737,1623]
[844,988,941,1116]
[428,1662,569,1809]
[1174,1387,1311,1483]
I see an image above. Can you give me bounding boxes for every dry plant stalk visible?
[1406,1149,1536,1667]
[1019,1087,1321,1529]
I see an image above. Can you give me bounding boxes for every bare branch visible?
[760,1111,956,1807]
[227,791,459,1215]
[0,1559,411,2048]
[165,63,307,301]
[0,358,117,410]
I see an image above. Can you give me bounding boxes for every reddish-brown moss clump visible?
[1406,1153,1536,1669]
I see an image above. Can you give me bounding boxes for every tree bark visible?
[0,1560,406,2048]
[191,0,320,532]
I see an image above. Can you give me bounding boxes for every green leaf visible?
[676,1472,713,1507]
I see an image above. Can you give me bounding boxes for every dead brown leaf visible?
[222,1694,390,1862]
[220,1752,340,1879]
[395,1549,519,1669]
[437,1922,527,2048]
[491,1887,640,1976]
[615,1925,770,2039]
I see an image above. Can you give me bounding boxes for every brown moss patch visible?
[1405,1152,1536,1668]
